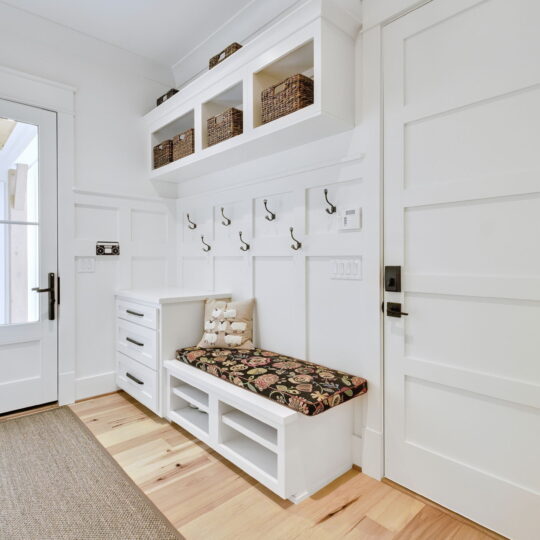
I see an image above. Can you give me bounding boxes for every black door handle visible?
[126,309,144,317]
[386,302,408,318]
[126,337,144,347]
[126,372,144,385]
[32,272,55,320]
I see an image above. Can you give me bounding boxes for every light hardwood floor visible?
[70,392,499,540]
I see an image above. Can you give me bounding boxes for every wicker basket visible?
[209,43,242,69]
[156,89,178,107]
[172,128,194,161]
[261,73,314,124]
[207,108,243,147]
[153,140,173,169]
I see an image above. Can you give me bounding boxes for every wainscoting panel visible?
[307,256,363,373]
[177,157,365,375]
[73,190,175,399]
[75,204,118,240]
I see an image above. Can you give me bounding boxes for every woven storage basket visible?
[156,88,178,106]
[153,140,173,169]
[261,73,314,124]
[172,128,194,161]
[209,43,242,69]
[207,108,243,147]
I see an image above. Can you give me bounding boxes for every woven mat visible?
[0,407,183,540]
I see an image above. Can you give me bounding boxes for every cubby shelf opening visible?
[202,82,244,149]
[220,433,278,479]
[151,110,195,170]
[253,40,314,128]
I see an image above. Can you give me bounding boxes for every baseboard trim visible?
[382,478,508,540]
[75,390,120,403]
[75,371,117,401]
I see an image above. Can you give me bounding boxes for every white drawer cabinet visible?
[115,288,229,416]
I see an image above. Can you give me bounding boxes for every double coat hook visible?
[239,231,250,251]
[263,199,276,221]
[289,227,302,251]
[201,235,211,252]
[324,189,336,215]
[186,213,197,230]
[220,207,231,226]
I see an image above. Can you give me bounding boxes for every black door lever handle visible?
[386,302,408,318]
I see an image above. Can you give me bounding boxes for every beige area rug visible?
[0,407,183,540]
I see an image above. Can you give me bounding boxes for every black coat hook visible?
[324,189,336,215]
[239,231,250,251]
[263,199,276,221]
[289,227,302,250]
[186,213,197,230]
[201,235,211,252]
[220,207,231,226]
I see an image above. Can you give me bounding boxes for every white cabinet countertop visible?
[115,288,230,305]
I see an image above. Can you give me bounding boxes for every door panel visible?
[0,99,57,413]
[383,1,540,538]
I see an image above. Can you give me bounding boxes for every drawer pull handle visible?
[126,372,144,385]
[126,309,144,317]
[126,337,144,347]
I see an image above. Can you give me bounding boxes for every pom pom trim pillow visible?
[197,298,254,350]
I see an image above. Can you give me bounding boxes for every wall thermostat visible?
[338,207,362,231]
[96,241,120,256]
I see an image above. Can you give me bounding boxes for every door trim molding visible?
[0,64,76,405]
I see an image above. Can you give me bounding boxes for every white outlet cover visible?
[77,257,96,273]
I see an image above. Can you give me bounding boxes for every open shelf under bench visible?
[164,359,357,502]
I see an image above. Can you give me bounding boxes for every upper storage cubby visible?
[144,0,359,186]
[151,110,194,170]
[253,40,314,128]
[202,82,244,149]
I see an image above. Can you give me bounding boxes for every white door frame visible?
[0,65,76,405]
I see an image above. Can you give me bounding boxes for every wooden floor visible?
[70,392,496,540]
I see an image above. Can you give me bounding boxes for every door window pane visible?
[0,118,39,324]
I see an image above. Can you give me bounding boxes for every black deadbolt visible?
[384,266,402,292]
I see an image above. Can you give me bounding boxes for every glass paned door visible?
[0,99,57,414]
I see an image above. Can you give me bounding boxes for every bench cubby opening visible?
[168,375,210,439]
[221,405,278,453]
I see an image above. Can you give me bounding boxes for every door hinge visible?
[57,276,60,305]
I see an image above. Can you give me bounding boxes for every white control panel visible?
[330,258,362,280]
[338,207,362,231]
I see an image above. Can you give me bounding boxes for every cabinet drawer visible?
[116,352,158,413]
[116,299,158,330]
[117,318,158,370]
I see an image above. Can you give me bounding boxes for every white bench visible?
[164,359,357,502]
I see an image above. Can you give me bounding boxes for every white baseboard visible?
[75,371,117,401]
[357,426,384,480]
[58,370,76,405]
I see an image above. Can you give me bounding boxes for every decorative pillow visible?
[197,298,255,349]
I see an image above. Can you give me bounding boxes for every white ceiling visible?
[0,0,298,68]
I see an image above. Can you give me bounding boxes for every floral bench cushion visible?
[175,347,368,416]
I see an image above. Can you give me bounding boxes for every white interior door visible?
[0,98,57,414]
[383,1,540,538]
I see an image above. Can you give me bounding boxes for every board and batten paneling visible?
[74,190,176,399]
[176,152,370,465]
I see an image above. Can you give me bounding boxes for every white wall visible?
[0,3,176,399]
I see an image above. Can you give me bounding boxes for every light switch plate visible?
[77,257,95,273]
[330,258,362,280]
[338,208,362,231]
